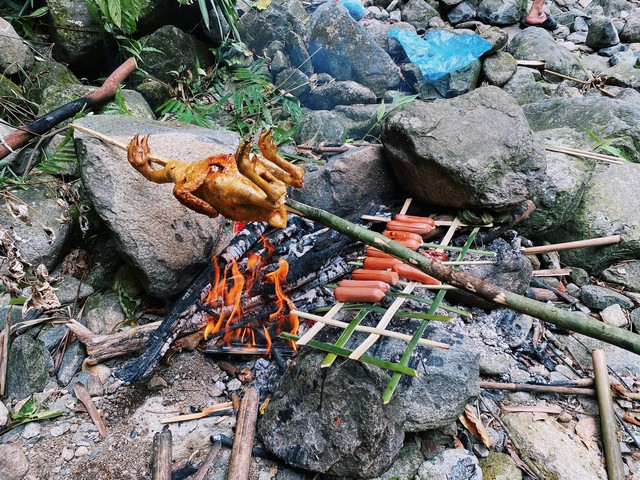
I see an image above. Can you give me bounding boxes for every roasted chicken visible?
[126,130,304,228]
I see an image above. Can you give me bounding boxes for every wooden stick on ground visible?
[228,386,260,480]
[72,382,106,437]
[159,402,233,424]
[0,309,10,397]
[592,349,625,480]
[544,145,625,165]
[520,235,622,255]
[193,441,222,480]
[151,427,173,480]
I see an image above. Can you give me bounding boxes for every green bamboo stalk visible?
[422,243,496,256]
[321,310,369,367]
[285,199,640,355]
[279,333,417,376]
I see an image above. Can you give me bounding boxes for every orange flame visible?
[203,237,297,353]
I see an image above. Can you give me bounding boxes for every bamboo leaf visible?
[107,0,122,28]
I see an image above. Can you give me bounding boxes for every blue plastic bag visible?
[338,0,367,20]
[388,28,492,82]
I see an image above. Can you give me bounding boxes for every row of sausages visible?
[334,214,443,303]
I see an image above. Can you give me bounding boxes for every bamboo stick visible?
[151,428,172,480]
[296,302,343,346]
[0,309,10,397]
[193,441,222,480]
[480,379,640,401]
[422,243,496,256]
[520,235,622,255]
[359,214,488,227]
[292,310,450,349]
[544,145,624,165]
[441,260,495,266]
[285,199,640,356]
[227,386,260,480]
[592,349,625,480]
[532,268,572,277]
[159,402,233,424]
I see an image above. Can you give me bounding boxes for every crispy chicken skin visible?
[126,130,304,229]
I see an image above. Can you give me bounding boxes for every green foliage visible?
[0,395,64,436]
[86,0,143,35]
[1,0,49,40]
[585,129,631,162]
[364,92,418,142]
[35,129,78,176]
[178,0,240,40]
[157,50,303,140]
[101,86,133,115]
[114,35,163,69]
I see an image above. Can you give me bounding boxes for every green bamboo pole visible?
[285,199,640,355]
[321,309,369,367]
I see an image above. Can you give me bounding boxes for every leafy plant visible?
[101,86,133,116]
[584,129,630,162]
[35,129,78,176]
[1,0,49,40]
[178,0,240,40]
[86,0,143,35]
[363,92,418,142]
[0,395,64,436]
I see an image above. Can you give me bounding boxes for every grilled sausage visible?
[363,257,402,270]
[338,279,391,292]
[394,214,436,226]
[392,264,441,285]
[386,220,433,235]
[334,286,386,303]
[351,269,400,285]
[382,230,423,243]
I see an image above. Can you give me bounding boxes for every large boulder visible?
[237,2,307,53]
[522,94,640,161]
[382,86,545,211]
[259,351,406,478]
[477,0,527,26]
[0,17,34,75]
[508,27,588,82]
[544,162,640,274]
[73,115,233,297]
[6,334,54,400]
[308,3,401,95]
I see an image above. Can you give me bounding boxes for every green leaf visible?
[14,396,37,418]
[253,0,271,10]
[107,0,122,28]
[116,278,138,321]
[376,100,386,122]
[197,0,211,30]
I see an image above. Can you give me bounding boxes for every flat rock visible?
[580,285,634,310]
[501,412,606,479]
[0,444,29,480]
[0,17,34,75]
[74,115,233,297]
[601,260,640,292]
[417,448,482,479]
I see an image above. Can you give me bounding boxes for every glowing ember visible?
[203,238,297,353]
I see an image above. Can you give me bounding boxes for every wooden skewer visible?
[532,268,572,277]
[521,235,622,255]
[544,145,625,165]
[159,402,233,424]
[359,214,491,227]
[592,349,625,480]
[227,386,260,480]
[441,260,495,266]
[296,302,343,346]
[292,310,450,349]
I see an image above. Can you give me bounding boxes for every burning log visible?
[151,427,172,480]
[227,386,260,480]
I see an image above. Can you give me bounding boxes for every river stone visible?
[0,17,34,75]
[308,3,401,95]
[523,95,640,163]
[508,27,588,81]
[0,444,29,480]
[502,67,546,105]
[6,335,54,400]
[304,81,377,110]
[402,59,483,100]
[586,15,620,49]
[73,115,233,298]
[400,0,440,30]
[502,412,606,479]
[580,285,634,310]
[519,128,597,237]
[258,351,406,478]
[0,174,74,270]
[371,439,424,480]
[600,303,629,328]
[480,451,522,479]
[620,10,640,43]
[83,293,126,335]
[334,104,381,140]
[238,2,306,53]
[601,261,640,292]
[448,3,476,24]
[274,68,311,99]
[293,110,347,146]
[417,448,482,480]
[543,163,640,274]
[289,145,403,222]
[602,62,640,91]
[482,51,517,86]
[382,86,545,211]
[477,0,526,26]
[57,340,87,386]
[0,400,8,426]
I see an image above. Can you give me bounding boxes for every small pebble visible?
[147,375,168,391]
[50,422,71,437]
[227,378,242,391]
[75,446,89,457]
[557,412,573,423]
[22,422,41,440]
[61,446,74,461]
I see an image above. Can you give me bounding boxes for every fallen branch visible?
[73,382,106,437]
[227,386,260,480]
[480,380,640,401]
[0,57,138,160]
[592,349,625,480]
[285,199,640,356]
[521,235,622,255]
[151,427,172,480]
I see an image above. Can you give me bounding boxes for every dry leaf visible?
[623,411,640,427]
[458,405,492,448]
[453,435,464,449]
[575,417,599,450]
[611,383,631,400]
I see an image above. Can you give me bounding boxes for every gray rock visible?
[37,324,68,351]
[54,275,94,305]
[372,439,424,480]
[74,115,233,297]
[47,0,102,68]
[238,2,306,52]
[586,15,621,49]
[523,95,640,161]
[293,109,347,146]
[382,86,545,211]
[304,81,377,110]
[480,451,522,479]
[602,62,640,90]
[508,27,588,81]
[620,11,640,43]
[448,2,476,25]
[502,67,546,105]
[601,261,640,292]
[417,448,482,480]
[0,400,8,427]
[502,313,534,348]
[308,3,401,95]
[599,44,629,57]
[284,32,313,77]
[482,51,518,86]
[569,266,591,286]
[0,18,34,75]
[57,340,87,386]
[258,351,405,478]
[0,175,74,270]
[23,58,79,105]
[609,49,636,67]
[502,412,606,479]
[519,128,597,237]
[141,25,213,83]
[401,0,440,30]
[600,303,629,328]
[274,68,311,99]
[477,0,526,26]
[631,308,640,332]
[6,335,54,400]
[83,293,126,335]
[334,104,382,141]
[0,444,29,480]
[83,236,123,291]
[403,58,483,100]
[289,146,402,222]
[22,422,41,440]
[478,26,509,53]
[543,163,640,274]
[580,285,634,310]
[50,422,72,437]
